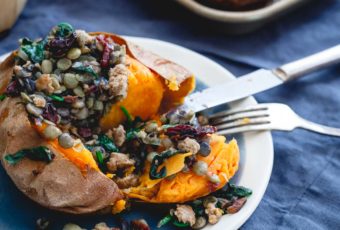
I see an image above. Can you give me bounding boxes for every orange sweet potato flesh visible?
[100,56,195,129]
[90,32,195,128]
[100,56,165,129]
[160,76,195,113]
[128,134,239,203]
[34,122,99,172]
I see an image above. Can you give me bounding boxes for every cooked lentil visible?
[58,133,75,149]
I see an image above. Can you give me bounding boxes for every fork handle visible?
[273,44,340,81]
[299,118,340,137]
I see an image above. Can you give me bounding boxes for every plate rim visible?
[0,36,274,230]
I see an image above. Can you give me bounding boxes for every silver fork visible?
[208,103,340,137]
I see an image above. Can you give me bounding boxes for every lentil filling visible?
[4,23,223,185]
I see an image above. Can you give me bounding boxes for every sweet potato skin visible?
[0,52,14,93]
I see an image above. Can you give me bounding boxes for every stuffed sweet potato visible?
[0,97,123,214]
[0,23,239,220]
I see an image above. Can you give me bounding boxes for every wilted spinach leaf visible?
[20,38,47,63]
[55,22,74,37]
[172,220,190,228]
[72,62,98,78]
[98,134,119,152]
[96,151,104,165]
[5,146,54,165]
[149,149,181,180]
[120,106,133,127]
[228,183,253,197]
[49,94,64,102]
[212,183,252,199]
[157,215,173,228]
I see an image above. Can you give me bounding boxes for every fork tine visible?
[217,123,272,136]
[210,110,269,126]
[215,117,271,130]
[208,104,268,119]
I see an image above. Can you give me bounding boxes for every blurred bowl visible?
[0,0,27,33]
[175,0,312,34]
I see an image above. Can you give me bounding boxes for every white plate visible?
[0,37,273,230]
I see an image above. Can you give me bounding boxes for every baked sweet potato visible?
[0,99,124,214]
[0,25,196,214]
[0,54,124,214]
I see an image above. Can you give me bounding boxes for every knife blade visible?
[185,44,340,112]
[185,69,282,112]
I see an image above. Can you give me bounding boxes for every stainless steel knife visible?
[185,45,340,112]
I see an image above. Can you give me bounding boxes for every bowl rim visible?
[175,0,308,23]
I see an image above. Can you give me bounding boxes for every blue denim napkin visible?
[0,0,339,229]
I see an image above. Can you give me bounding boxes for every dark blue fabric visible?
[1,0,340,229]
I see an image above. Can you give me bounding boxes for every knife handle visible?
[273,44,340,81]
